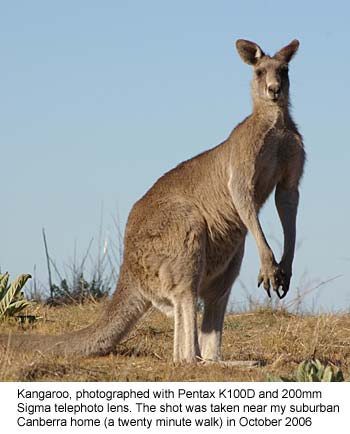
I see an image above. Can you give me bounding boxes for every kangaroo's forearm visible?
[275,186,299,270]
[230,188,275,265]
[247,214,274,265]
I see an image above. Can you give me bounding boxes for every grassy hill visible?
[1,301,349,381]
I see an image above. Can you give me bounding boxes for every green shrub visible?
[0,273,33,319]
[47,274,111,305]
[268,359,345,382]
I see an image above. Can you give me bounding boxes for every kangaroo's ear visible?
[236,39,264,65]
[274,40,300,63]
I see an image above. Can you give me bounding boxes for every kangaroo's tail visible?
[0,283,150,356]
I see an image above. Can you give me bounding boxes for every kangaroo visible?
[0,39,305,363]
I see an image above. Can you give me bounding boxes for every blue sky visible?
[1,1,349,310]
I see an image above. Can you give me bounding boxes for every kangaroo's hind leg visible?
[149,201,207,363]
[199,242,245,361]
[172,287,201,363]
[155,230,205,363]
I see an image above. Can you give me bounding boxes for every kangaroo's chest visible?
[253,127,291,206]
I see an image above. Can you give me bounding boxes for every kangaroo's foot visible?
[202,360,265,367]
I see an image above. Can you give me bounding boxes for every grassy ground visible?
[1,300,350,381]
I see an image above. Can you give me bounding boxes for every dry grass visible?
[1,301,350,382]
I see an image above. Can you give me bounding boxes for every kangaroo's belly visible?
[203,224,246,285]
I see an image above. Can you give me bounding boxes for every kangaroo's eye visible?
[255,68,265,77]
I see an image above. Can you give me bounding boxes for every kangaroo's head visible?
[236,39,299,107]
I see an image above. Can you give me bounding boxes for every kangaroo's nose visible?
[268,83,280,94]
[267,83,281,100]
